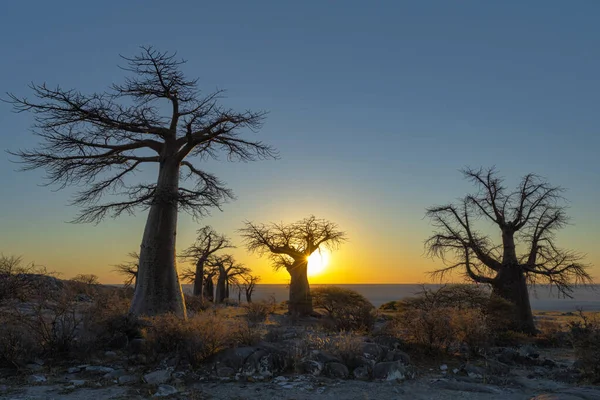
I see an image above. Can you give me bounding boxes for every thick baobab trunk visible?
[492,266,536,334]
[215,267,227,304]
[287,260,313,316]
[192,259,204,297]
[130,158,186,318]
[245,290,253,303]
[204,277,214,301]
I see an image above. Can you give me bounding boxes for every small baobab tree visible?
[210,254,248,304]
[240,273,260,303]
[240,215,346,316]
[178,226,233,298]
[5,47,276,318]
[113,252,139,290]
[425,167,592,334]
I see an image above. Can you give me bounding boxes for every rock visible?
[214,346,260,370]
[310,350,341,365]
[27,375,47,384]
[463,364,485,378]
[383,349,411,365]
[345,355,373,370]
[26,364,44,372]
[103,369,126,379]
[497,348,519,364]
[361,342,383,361]
[153,384,178,397]
[104,351,118,358]
[484,359,511,376]
[118,375,139,385]
[373,361,411,381]
[298,360,323,376]
[440,364,448,371]
[67,367,82,374]
[216,367,236,378]
[542,359,557,368]
[69,380,86,387]
[353,365,370,380]
[273,376,287,383]
[144,369,172,385]
[324,362,349,379]
[128,338,146,353]
[519,344,539,358]
[241,347,288,378]
[33,358,44,366]
[431,379,503,394]
[85,366,115,374]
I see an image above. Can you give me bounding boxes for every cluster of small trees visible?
[4,47,592,333]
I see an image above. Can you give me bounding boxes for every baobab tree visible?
[240,273,260,303]
[425,167,592,334]
[211,254,248,304]
[113,252,139,290]
[5,47,276,317]
[179,226,233,298]
[240,216,347,316]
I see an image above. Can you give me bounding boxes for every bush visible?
[0,254,56,302]
[184,294,211,314]
[568,311,600,382]
[388,285,512,354]
[143,311,261,366]
[244,300,275,324]
[312,286,377,332]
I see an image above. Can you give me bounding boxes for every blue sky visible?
[1,1,599,283]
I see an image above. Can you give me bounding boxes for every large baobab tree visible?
[179,226,233,298]
[425,167,592,334]
[240,216,346,316]
[5,47,276,318]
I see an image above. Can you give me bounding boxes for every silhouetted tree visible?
[240,216,346,316]
[6,47,276,318]
[113,252,139,289]
[210,254,248,304]
[178,226,233,298]
[425,167,592,334]
[240,273,260,303]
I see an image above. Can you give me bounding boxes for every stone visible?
[324,362,349,379]
[497,348,519,364]
[103,369,127,379]
[26,364,44,372]
[484,359,511,376]
[353,365,370,380]
[384,349,410,365]
[118,375,139,385]
[298,360,323,376]
[310,350,341,365]
[104,351,118,358]
[361,342,383,361]
[373,361,410,381]
[144,369,172,385]
[67,367,82,374]
[216,367,236,378]
[440,364,448,371]
[153,384,178,397]
[27,375,47,383]
[214,346,260,370]
[519,344,539,358]
[85,366,115,374]
[69,380,86,387]
[463,364,485,378]
[128,338,146,353]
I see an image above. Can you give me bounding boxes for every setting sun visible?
[307,249,330,276]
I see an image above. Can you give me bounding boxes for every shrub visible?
[568,311,600,382]
[244,300,274,324]
[312,286,377,332]
[184,294,211,314]
[388,285,512,354]
[0,254,55,302]
[143,311,260,366]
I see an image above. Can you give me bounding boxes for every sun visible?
[307,249,329,276]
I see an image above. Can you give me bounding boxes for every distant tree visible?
[112,252,139,289]
[240,273,260,303]
[210,254,248,304]
[425,167,592,334]
[71,274,99,286]
[240,215,346,316]
[6,47,276,318]
[178,226,233,298]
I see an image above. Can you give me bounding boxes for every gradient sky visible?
[1,1,599,284]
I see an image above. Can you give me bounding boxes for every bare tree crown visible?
[239,215,347,271]
[5,46,277,223]
[425,167,591,296]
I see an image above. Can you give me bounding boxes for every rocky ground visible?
[1,340,599,400]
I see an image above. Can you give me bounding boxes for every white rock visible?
[440,364,448,371]
[28,375,47,383]
[144,369,171,385]
[153,384,178,397]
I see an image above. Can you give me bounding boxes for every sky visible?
[0,1,599,284]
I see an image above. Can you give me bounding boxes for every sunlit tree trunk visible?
[287,259,312,316]
[130,157,186,318]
